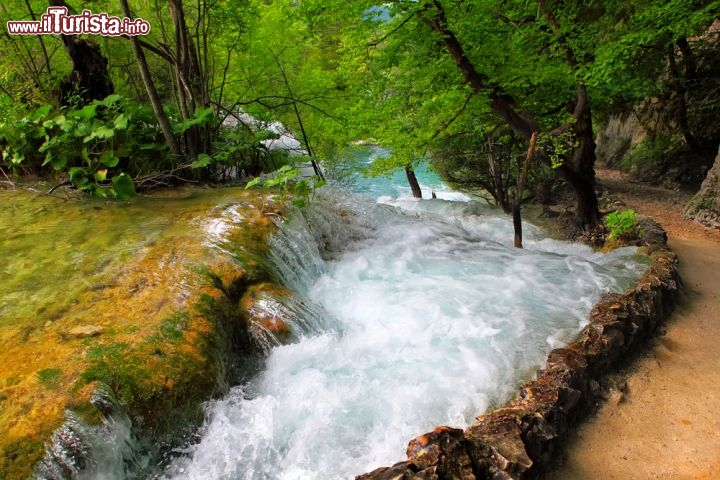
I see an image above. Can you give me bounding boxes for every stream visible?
[160,148,648,479]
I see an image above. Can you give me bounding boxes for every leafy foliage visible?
[605,209,640,240]
[0,94,164,197]
[245,164,324,207]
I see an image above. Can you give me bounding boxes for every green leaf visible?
[245,176,262,189]
[84,125,115,143]
[113,113,128,130]
[190,153,213,169]
[111,173,136,200]
[95,169,108,182]
[10,151,24,165]
[69,167,92,189]
[75,104,98,121]
[42,151,66,170]
[32,104,53,119]
[38,136,55,153]
[99,94,122,106]
[93,187,110,198]
[99,150,120,168]
[172,107,216,134]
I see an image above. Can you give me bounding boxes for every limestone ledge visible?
[357,218,680,480]
[0,191,284,480]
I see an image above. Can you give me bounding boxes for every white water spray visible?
[164,156,646,480]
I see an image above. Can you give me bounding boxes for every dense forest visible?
[1,0,719,228]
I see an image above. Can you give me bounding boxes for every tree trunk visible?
[486,136,511,214]
[513,133,537,248]
[512,199,523,248]
[50,1,113,105]
[119,0,182,160]
[405,166,423,198]
[422,0,601,229]
[58,38,114,106]
[668,46,700,152]
[556,163,601,228]
[567,97,602,228]
[169,0,211,159]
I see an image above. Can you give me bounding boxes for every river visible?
[160,148,647,479]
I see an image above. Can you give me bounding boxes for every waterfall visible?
[162,168,647,479]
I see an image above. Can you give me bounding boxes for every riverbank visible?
[0,184,280,479]
[549,169,720,479]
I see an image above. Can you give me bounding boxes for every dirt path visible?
[549,169,720,479]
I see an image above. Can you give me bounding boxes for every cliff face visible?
[685,146,720,229]
[595,21,720,189]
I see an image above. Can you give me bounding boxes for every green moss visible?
[156,312,190,344]
[1,435,48,480]
[66,401,104,427]
[0,187,279,478]
[35,369,63,390]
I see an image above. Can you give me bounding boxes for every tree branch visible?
[421,0,539,140]
[368,10,422,47]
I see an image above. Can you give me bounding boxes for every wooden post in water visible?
[513,132,538,248]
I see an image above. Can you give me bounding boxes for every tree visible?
[49,1,114,105]
[308,0,720,229]
[119,0,181,159]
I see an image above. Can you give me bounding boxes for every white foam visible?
[165,172,646,480]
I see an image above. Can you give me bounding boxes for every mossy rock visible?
[0,188,280,479]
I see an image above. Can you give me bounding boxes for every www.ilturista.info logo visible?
[7,7,150,36]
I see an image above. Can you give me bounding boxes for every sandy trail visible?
[549,170,720,479]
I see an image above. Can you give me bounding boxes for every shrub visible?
[0,94,167,198]
[605,209,639,240]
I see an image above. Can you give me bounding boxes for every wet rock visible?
[355,462,437,480]
[466,413,532,477]
[67,325,104,339]
[407,427,475,479]
[249,316,291,343]
[241,283,294,348]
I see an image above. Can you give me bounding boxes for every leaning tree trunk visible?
[422,0,601,229]
[405,166,423,198]
[119,0,182,160]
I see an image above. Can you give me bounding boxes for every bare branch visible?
[368,10,422,47]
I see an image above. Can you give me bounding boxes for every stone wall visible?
[357,219,680,480]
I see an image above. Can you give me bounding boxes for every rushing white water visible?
[163,149,647,480]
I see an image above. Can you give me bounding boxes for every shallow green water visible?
[0,185,256,332]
